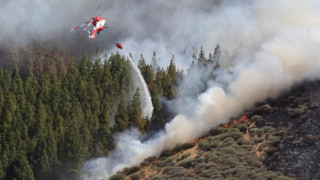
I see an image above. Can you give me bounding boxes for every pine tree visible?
[151,51,159,73]
[167,55,177,79]
[128,89,145,132]
[198,46,207,66]
[138,54,147,70]
[11,155,35,180]
[151,85,162,113]
[213,44,221,62]
[113,99,129,132]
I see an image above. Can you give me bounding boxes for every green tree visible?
[113,99,129,132]
[11,155,35,180]
[128,89,145,132]
[198,46,207,65]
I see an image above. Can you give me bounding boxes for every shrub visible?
[171,142,196,154]
[230,128,240,133]
[154,157,173,168]
[140,156,156,167]
[263,146,278,154]
[266,135,281,146]
[207,136,217,141]
[274,129,287,136]
[177,152,191,161]
[151,165,161,172]
[262,126,275,133]
[162,166,188,177]
[199,140,211,151]
[249,128,264,137]
[230,131,243,140]
[236,123,248,133]
[236,138,248,145]
[210,140,220,148]
[179,158,198,168]
[251,115,263,122]
[122,165,141,175]
[252,137,264,144]
[209,127,228,136]
[179,158,199,168]
[223,137,234,143]
[221,137,235,147]
[217,133,231,141]
[145,156,156,162]
[250,161,262,168]
[159,149,173,158]
[220,146,235,154]
[304,134,320,144]
[129,173,140,180]
[140,160,150,167]
[109,174,126,180]
[242,144,253,151]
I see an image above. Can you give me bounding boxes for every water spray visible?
[116,42,153,118]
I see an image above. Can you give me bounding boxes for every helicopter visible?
[70,16,107,39]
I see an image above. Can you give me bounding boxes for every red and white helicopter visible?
[70,16,107,39]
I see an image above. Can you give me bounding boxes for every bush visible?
[250,161,262,168]
[176,152,191,161]
[217,133,231,141]
[210,140,220,148]
[209,127,228,136]
[140,160,150,167]
[236,123,248,133]
[199,140,211,151]
[252,137,264,144]
[236,138,248,145]
[230,128,240,133]
[206,136,217,141]
[159,149,173,158]
[263,146,278,154]
[304,134,320,144]
[230,131,243,140]
[145,156,156,162]
[221,137,235,147]
[109,174,126,180]
[140,156,156,167]
[274,129,286,136]
[172,142,195,153]
[266,135,281,146]
[154,157,173,168]
[179,158,198,168]
[122,165,141,175]
[129,173,140,180]
[249,128,263,137]
[220,146,235,154]
[262,126,275,133]
[223,137,234,143]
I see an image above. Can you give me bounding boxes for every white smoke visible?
[82,0,320,179]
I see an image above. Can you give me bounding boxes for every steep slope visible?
[110,80,320,180]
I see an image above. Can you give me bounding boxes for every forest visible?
[0,43,221,179]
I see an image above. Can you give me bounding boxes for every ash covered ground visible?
[255,80,320,179]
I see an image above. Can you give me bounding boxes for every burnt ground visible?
[253,80,320,180]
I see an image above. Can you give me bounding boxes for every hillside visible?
[110,80,320,180]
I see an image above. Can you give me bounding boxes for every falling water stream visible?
[123,50,154,118]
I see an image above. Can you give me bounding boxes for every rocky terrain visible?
[109,80,320,180]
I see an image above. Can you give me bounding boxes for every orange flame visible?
[222,112,249,128]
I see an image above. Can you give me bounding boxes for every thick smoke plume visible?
[2,0,319,179]
[82,0,320,179]
[0,0,225,65]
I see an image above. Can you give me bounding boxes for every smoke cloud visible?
[0,0,226,66]
[82,0,320,179]
[2,0,320,179]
